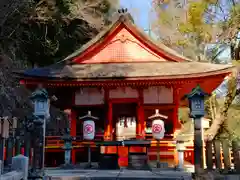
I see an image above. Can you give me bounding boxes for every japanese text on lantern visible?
[152,124,162,133]
[84,124,93,134]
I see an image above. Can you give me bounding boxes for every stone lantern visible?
[30,87,49,118]
[176,140,185,170]
[61,128,74,169]
[185,85,208,118]
[29,86,49,178]
[184,85,208,173]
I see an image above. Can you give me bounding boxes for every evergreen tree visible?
[0,0,119,67]
[0,0,119,117]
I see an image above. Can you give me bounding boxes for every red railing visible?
[45,133,175,147]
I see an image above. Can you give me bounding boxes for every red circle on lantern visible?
[152,124,162,133]
[84,124,93,134]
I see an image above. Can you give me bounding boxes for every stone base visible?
[128,153,150,170]
[98,154,119,170]
[156,162,169,169]
[81,162,98,169]
[175,166,185,171]
[44,169,192,180]
[28,169,44,180]
[60,164,75,169]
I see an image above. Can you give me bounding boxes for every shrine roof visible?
[17,62,233,80]
[60,9,192,63]
[16,9,234,82]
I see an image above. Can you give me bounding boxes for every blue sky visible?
[120,0,152,30]
[119,0,231,61]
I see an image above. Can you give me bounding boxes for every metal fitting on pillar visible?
[176,140,185,171]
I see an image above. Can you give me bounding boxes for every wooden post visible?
[173,87,180,132]
[232,140,240,173]
[194,117,204,172]
[137,88,144,139]
[108,102,113,140]
[205,141,213,170]
[0,118,5,161]
[70,110,76,138]
[24,132,30,158]
[6,137,13,166]
[0,118,9,163]
[173,87,180,165]
[15,136,21,156]
[6,118,14,167]
[156,139,160,168]
[222,139,231,172]
[104,88,112,141]
[70,109,76,164]
[15,119,21,156]
[213,140,222,170]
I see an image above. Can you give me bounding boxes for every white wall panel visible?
[143,86,173,104]
[75,88,104,105]
[109,87,138,99]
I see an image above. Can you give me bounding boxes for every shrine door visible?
[112,103,137,140]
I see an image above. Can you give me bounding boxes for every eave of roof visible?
[15,62,234,81]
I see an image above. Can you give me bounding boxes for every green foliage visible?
[229,3,240,25]
[187,2,208,28]
[56,0,73,14]
[152,0,217,60]
[0,0,118,67]
[20,18,95,66]
[177,1,213,48]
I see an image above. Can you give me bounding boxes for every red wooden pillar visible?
[104,89,112,141]
[173,87,181,165]
[107,102,113,140]
[70,109,76,164]
[173,87,181,132]
[137,88,145,139]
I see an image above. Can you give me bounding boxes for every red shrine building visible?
[17,11,233,167]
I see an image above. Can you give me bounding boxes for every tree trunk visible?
[204,72,237,141]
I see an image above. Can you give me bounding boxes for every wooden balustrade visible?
[205,139,240,173]
[44,133,192,163]
[45,133,185,159]
[45,133,175,147]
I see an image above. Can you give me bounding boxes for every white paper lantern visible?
[152,119,165,140]
[83,120,95,140]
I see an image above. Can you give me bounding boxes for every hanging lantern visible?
[148,109,168,140]
[79,111,99,140]
[83,120,95,140]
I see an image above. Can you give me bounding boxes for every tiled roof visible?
[20,62,233,80]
